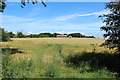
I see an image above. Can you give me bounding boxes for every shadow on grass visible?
[64,52,120,76]
[2,48,24,54]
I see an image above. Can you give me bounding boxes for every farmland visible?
[1,38,118,78]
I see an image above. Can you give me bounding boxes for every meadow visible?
[1,38,119,78]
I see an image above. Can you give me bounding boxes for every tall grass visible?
[2,50,13,78]
[64,51,119,78]
[2,47,118,78]
[2,49,35,78]
[1,38,119,78]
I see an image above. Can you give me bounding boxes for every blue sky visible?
[1,2,110,38]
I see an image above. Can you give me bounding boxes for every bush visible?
[17,32,25,38]
[44,65,59,78]
[0,28,10,42]
[64,52,120,77]
[2,49,13,78]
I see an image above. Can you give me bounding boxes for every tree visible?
[39,33,52,37]
[29,34,33,38]
[0,28,10,41]
[99,1,120,52]
[17,31,25,38]
[8,32,16,38]
[68,33,84,38]
[0,1,6,12]
[0,0,46,12]
[52,33,61,37]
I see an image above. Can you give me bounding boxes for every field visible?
[1,38,118,78]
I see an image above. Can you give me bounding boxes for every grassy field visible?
[1,38,118,78]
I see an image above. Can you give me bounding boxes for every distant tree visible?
[29,34,33,38]
[8,32,16,38]
[85,36,95,38]
[63,34,68,35]
[17,31,25,38]
[99,1,120,52]
[0,28,10,41]
[68,33,83,38]
[39,33,52,37]
[52,33,61,37]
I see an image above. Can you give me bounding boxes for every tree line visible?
[0,28,95,41]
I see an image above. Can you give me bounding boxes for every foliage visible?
[85,36,95,38]
[68,33,95,38]
[0,0,46,12]
[45,65,59,78]
[2,49,13,78]
[21,0,46,8]
[27,32,95,38]
[39,33,52,37]
[2,48,117,78]
[2,47,34,78]
[0,1,6,12]
[1,28,96,38]
[99,1,120,52]
[17,31,25,38]
[26,32,95,38]
[0,28,10,42]
[8,32,16,38]
[52,33,61,37]
[64,52,119,76]
[68,33,84,38]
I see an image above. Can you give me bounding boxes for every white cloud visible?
[3,13,103,31]
[2,10,110,23]
[2,15,33,23]
[78,10,110,16]
[29,7,42,16]
[55,14,78,21]
[54,10,110,21]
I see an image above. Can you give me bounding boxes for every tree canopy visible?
[99,1,120,52]
[0,0,46,12]
[0,28,10,41]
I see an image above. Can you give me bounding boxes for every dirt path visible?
[42,47,53,63]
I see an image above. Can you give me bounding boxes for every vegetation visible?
[0,28,95,40]
[0,0,46,12]
[65,52,120,75]
[17,32,26,38]
[99,1,120,52]
[68,33,95,38]
[1,38,119,78]
[0,28,10,42]
[8,32,16,38]
[26,32,95,38]
[8,31,96,38]
[0,1,6,12]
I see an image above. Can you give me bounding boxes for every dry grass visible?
[1,38,107,60]
[11,38,104,45]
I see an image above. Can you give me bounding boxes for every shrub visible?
[64,52,120,77]
[0,28,10,42]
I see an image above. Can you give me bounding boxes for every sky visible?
[1,2,110,38]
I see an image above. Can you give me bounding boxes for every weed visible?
[44,65,59,78]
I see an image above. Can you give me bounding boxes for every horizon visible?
[1,2,110,38]
[7,31,95,37]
